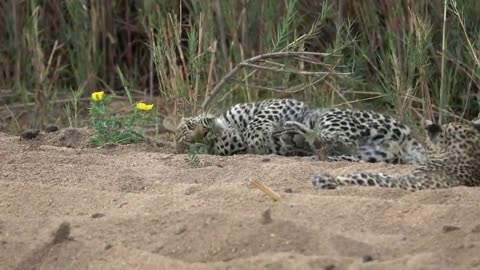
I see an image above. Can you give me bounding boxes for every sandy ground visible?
[1,128,480,270]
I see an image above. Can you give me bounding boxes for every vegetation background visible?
[1,0,479,134]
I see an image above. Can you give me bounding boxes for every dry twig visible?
[251,179,281,201]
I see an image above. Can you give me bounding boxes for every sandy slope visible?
[0,128,479,270]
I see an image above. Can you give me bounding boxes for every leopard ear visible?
[472,117,480,132]
[424,120,442,139]
[198,114,216,127]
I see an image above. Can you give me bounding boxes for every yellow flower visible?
[136,102,154,111]
[91,91,105,101]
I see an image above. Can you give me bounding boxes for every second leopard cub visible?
[312,118,480,191]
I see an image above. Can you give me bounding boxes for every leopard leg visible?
[208,128,247,155]
[326,155,362,162]
[272,121,362,159]
[243,117,276,154]
[271,121,318,156]
[357,143,404,164]
[312,170,460,191]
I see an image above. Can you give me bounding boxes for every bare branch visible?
[229,75,329,94]
[201,51,349,110]
[240,62,349,77]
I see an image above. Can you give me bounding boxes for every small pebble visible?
[45,124,59,133]
[260,208,273,224]
[284,188,293,193]
[184,186,198,195]
[471,224,480,233]
[442,225,461,233]
[52,222,72,244]
[153,245,164,253]
[175,225,187,235]
[20,129,40,140]
[91,213,105,219]
[101,143,118,149]
[261,158,270,162]
[324,264,336,270]
[362,255,374,262]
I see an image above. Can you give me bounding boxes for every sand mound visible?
[1,129,480,270]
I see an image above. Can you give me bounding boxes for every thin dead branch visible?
[240,62,348,76]
[201,51,350,110]
[229,75,329,94]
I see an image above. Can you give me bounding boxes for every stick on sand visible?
[251,179,281,201]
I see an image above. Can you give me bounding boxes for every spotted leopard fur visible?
[174,98,314,156]
[312,118,480,191]
[175,98,427,164]
[276,108,427,164]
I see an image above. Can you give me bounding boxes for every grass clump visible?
[185,143,211,168]
[88,91,157,146]
[2,0,480,133]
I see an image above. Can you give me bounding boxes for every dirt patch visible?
[1,129,480,270]
[18,127,94,149]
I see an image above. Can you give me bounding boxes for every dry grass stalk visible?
[439,0,448,124]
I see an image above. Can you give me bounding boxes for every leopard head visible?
[173,114,215,153]
[424,118,480,153]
